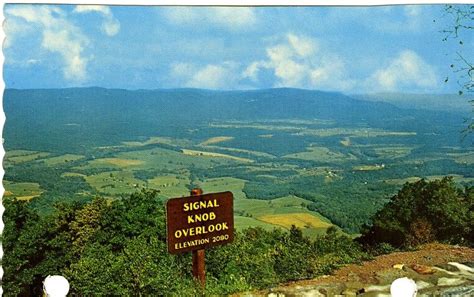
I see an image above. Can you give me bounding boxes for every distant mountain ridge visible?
[355,93,472,113]
[3,87,467,152]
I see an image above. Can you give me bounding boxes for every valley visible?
[3,88,473,235]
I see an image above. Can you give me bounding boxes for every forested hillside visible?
[3,88,472,233]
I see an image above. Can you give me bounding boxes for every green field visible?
[284,146,355,163]
[182,149,253,163]
[88,158,144,168]
[234,216,285,232]
[85,171,145,195]
[199,145,276,159]
[61,172,87,178]
[148,174,190,198]
[373,146,415,159]
[353,164,385,171]
[234,195,335,238]
[5,150,50,164]
[294,127,416,138]
[122,136,191,148]
[384,174,474,185]
[3,181,43,200]
[4,114,472,236]
[200,136,234,146]
[199,177,247,200]
[448,152,474,165]
[43,154,85,166]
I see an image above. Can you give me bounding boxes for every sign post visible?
[166,188,234,288]
[191,188,205,286]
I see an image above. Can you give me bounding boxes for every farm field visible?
[85,171,145,195]
[43,154,85,166]
[3,88,473,235]
[284,146,354,163]
[384,174,474,185]
[182,149,253,163]
[200,136,234,145]
[148,174,190,198]
[3,181,43,201]
[4,150,51,165]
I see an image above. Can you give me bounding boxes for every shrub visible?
[359,177,473,248]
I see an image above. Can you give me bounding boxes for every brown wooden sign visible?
[166,191,234,254]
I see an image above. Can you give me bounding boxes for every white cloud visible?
[170,61,241,89]
[74,4,109,14]
[6,5,90,81]
[244,33,355,91]
[242,61,262,82]
[74,5,120,36]
[3,16,34,48]
[369,50,438,92]
[287,33,317,57]
[163,7,256,29]
[42,30,88,80]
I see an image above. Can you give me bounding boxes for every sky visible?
[3,4,473,93]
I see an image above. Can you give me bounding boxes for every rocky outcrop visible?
[239,244,474,297]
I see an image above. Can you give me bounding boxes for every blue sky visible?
[3,4,472,93]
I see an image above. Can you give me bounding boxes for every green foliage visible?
[2,198,80,296]
[359,177,474,248]
[3,190,368,296]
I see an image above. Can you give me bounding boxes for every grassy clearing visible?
[234,196,332,238]
[115,148,235,171]
[384,176,424,185]
[210,119,336,132]
[148,175,190,198]
[122,136,191,147]
[294,128,416,138]
[234,216,285,232]
[182,149,253,163]
[3,181,42,200]
[259,213,332,230]
[284,146,355,163]
[200,136,234,146]
[425,175,474,183]
[353,164,385,171]
[43,154,85,166]
[100,158,144,167]
[61,172,87,178]
[262,119,336,125]
[210,123,301,132]
[243,163,299,172]
[235,195,331,223]
[373,146,415,159]
[199,177,247,201]
[297,167,338,177]
[5,150,39,157]
[384,174,474,185]
[340,137,351,147]
[448,152,474,165]
[200,145,276,159]
[85,171,145,195]
[5,151,50,164]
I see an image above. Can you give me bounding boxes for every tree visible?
[442,5,474,134]
[359,177,473,248]
[1,198,80,296]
